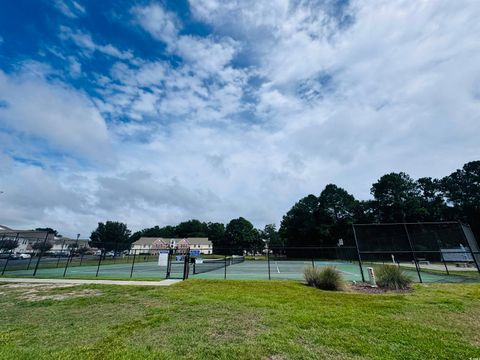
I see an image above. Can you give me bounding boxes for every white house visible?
[130,237,213,255]
[50,237,90,254]
[0,226,55,254]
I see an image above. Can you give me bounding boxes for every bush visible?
[375,264,413,290]
[304,266,345,291]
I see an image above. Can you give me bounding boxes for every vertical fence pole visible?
[224,254,227,279]
[352,225,366,282]
[267,246,271,280]
[1,254,10,276]
[440,253,450,276]
[166,249,172,278]
[2,233,19,276]
[403,224,423,283]
[63,255,71,277]
[33,232,49,277]
[130,250,137,278]
[95,250,103,277]
[26,255,33,271]
[56,238,67,268]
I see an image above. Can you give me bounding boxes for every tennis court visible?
[1,256,478,283]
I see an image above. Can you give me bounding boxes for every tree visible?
[129,225,176,243]
[441,161,480,238]
[261,224,283,253]
[224,217,262,254]
[371,172,425,222]
[0,239,18,252]
[416,177,448,221]
[90,221,132,251]
[279,194,319,248]
[316,184,358,246]
[31,241,53,254]
[35,228,59,237]
[175,219,208,238]
[207,222,226,252]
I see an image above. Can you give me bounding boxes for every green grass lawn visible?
[0,281,479,360]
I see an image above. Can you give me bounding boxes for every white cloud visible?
[132,3,180,44]
[60,26,134,60]
[0,65,111,161]
[54,0,86,18]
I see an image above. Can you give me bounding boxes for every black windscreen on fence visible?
[1,222,479,283]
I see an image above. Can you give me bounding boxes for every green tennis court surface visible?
[2,259,478,283]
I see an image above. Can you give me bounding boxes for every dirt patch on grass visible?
[0,283,102,301]
[22,289,102,301]
[349,283,413,294]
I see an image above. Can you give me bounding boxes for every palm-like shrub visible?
[375,264,412,290]
[304,266,345,291]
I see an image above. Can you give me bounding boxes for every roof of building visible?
[132,237,211,246]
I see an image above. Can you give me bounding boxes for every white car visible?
[19,253,31,259]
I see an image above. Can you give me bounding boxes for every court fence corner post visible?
[267,246,271,280]
[351,225,366,283]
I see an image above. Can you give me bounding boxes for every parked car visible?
[105,251,115,257]
[19,253,31,259]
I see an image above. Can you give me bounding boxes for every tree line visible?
[85,160,479,254]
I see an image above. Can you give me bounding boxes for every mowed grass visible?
[0,281,479,360]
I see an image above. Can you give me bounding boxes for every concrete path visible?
[0,278,182,286]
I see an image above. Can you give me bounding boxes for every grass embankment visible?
[0,281,479,359]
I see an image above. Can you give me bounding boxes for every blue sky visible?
[1,0,479,237]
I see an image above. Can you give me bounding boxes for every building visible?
[50,237,90,255]
[0,225,55,254]
[130,237,213,255]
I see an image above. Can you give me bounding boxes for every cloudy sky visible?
[0,0,479,237]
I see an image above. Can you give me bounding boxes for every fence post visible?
[1,254,10,276]
[63,255,71,277]
[95,250,103,277]
[130,250,137,278]
[2,233,19,276]
[403,224,423,283]
[33,232,49,277]
[224,254,227,279]
[352,225,366,282]
[56,238,67,268]
[267,246,271,280]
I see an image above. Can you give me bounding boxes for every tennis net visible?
[193,256,245,274]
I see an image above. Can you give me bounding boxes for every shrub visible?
[303,266,345,291]
[375,264,413,290]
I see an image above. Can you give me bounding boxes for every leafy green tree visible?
[175,219,208,238]
[317,184,358,246]
[129,225,176,243]
[441,161,480,238]
[279,194,319,248]
[416,177,448,221]
[0,239,18,252]
[35,228,59,236]
[31,241,53,254]
[371,172,425,222]
[90,221,132,251]
[225,217,262,254]
[261,224,283,253]
[207,222,226,252]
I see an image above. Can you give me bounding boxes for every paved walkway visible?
[0,278,182,286]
